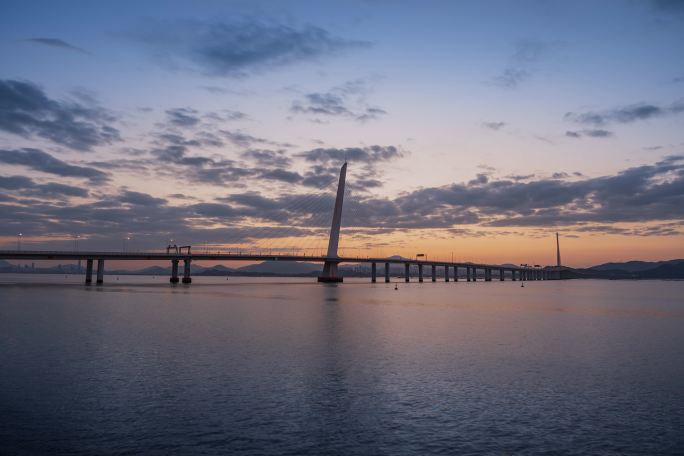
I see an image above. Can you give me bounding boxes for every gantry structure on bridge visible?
[0,162,565,285]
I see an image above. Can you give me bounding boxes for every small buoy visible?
[394,283,398,290]
[521,282,524,287]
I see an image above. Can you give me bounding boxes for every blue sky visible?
[1,0,683,265]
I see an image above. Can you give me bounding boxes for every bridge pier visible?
[485,268,492,282]
[444,265,449,282]
[404,263,410,282]
[182,259,192,284]
[85,259,93,284]
[418,264,423,282]
[500,268,504,281]
[385,262,390,283]
[170,259,179,283]
[472,267,477,282]
[431,265,436,282]
[453,266,458,282]
[96,259,104,284]
[371,262,377,283]
[511,269,517,281]
[466,266,471,282]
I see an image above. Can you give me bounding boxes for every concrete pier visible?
[371,262,377,283]
[170,259,179,283]
[500,269,504,281]
[85,259,93,284]
[418,264,423,282]
[385,262,390,283]
[472,267,477,282]
[404,263,410,282]
[444,265,449,282]
[512,270,517,281]
[182,259,192,284]
[485,268,492,282]
[466,266,471,282]
[96,259,104,284]
[453,266,458,282]
[431,265,436,282]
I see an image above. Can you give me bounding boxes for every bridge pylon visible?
[318,162,347,283]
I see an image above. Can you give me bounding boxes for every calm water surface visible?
[1,275,683,455]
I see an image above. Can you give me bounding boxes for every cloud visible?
[297,145,403,165]
[565,100,684,126]
[166,107,200,127]
[290,80,386,122]
[220,129,287,148]
[651,0,684,15]
[259,168,302,184]
[133,18,369,77]
[119,190,167,206]
[22,37,89,54]
[491,68,530,88]
[490,39,546,88]
[0,79,121,151]
[482,121,506,130]
[0,148,109,183]
[0,174,88,198]
[241,149,291,168]
[3,155,684,245]
[565,129,613,138]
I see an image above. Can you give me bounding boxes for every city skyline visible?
[2,0,684,267]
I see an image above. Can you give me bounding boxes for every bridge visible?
[0,162,564,284]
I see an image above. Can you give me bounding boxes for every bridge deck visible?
[0,250,532,271]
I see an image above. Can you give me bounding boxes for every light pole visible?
[17,233,22,251]
[123,236,131,252]
[74,235,80,252]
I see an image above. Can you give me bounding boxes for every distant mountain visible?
[639,261,684,279]
[238,261,320,275]
[195,265,237,276]
[590,260,683,272]
[132,265,171,275]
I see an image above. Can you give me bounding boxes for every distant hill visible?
[195,265,237,276]
[590,260,682,272]
[638,261,684,279]
[238,261,320,275]
[131,265,171,275]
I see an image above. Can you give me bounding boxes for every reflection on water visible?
[1,275,683,455]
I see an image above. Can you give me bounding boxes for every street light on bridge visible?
[17,233,22,251]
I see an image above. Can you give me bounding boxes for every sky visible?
[1,0,683,267]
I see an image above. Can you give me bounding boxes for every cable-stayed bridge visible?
[0,163,565,284]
